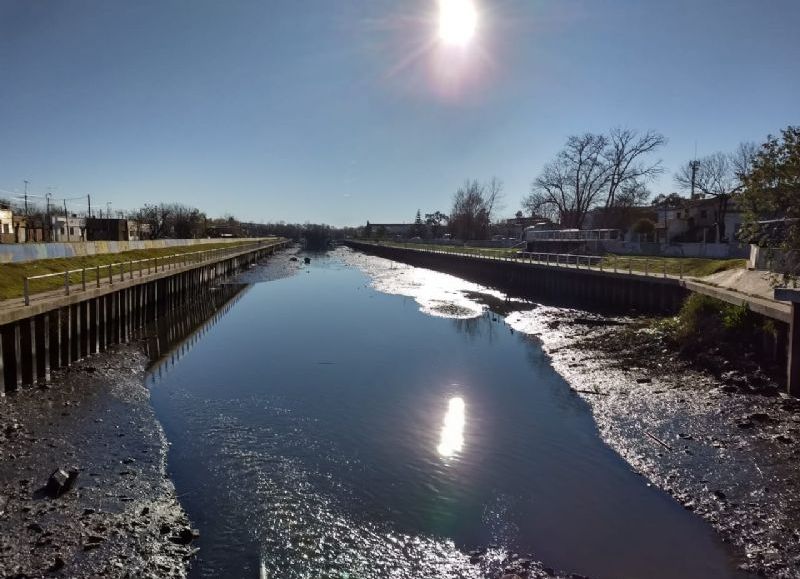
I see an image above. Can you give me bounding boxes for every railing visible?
[22,239,282,306]
[354,241,686,280]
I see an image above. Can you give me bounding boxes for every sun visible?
[438,0,478,47]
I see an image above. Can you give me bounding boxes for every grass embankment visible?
[0,240,275,301]
[371,241,520,258]
[369,240,746,278]
[598,255,747,277]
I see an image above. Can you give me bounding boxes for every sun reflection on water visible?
[437,396,466,458]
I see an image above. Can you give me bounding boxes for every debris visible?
[46,467,79,497]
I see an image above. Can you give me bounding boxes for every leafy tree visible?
[424,211,448,238]
[411,209,426,238]
[739,126,800,249]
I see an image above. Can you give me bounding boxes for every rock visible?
[46,467,79,497]
[169,527,199,545]
[289,257,298,262]
[636,377,652,384]
[303,257,311,264]
[49,556,65,572]
[27,522,43,533]
[749,412,772,423]
[712,490,727,501]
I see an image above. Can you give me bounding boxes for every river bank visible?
[0,344,195,578]
[508,308,800,578]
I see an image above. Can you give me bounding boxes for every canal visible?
[146,248,747,579]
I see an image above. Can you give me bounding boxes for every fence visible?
[21,240,273,306]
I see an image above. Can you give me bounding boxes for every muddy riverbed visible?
[510,307,800,578]
[0,345,194,578]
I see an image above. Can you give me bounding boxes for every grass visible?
[360,239,747,278]
[371,240,520,258]
[597,255,747,277]
[0,239,277,301]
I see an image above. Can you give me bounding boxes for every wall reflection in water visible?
[437,396,466,458]
[143,283,251,383]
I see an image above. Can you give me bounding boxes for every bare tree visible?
[524,133,610,228]
[603,128,665,208]
[674,150,749,241]
[449,178,503,240]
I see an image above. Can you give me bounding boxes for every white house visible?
[50,215,86,242]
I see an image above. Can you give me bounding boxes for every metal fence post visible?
[96,265,101,288]
[628,258,632,275]
[645,260,649,276]
[64,271,70,295]
[24,278,30,306]
[81,268,86,291]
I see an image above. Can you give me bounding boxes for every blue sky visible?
[1,0,798,226]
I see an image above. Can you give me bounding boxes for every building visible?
[86,217,133,241]
[366,223,414,237]
[0,207,13,243]
[50,215,86,242]
[655,197,744,244]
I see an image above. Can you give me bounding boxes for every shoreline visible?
[507,306,800,578]
[0,344,195,578]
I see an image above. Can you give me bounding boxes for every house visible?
[50,215,86,242]
[0,207,13,243]
[655,197,744,244]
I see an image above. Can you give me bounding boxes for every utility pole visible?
[23,180,29,215]
[87,194,92,218]
[690,160,699,199]
[63,199,70,242]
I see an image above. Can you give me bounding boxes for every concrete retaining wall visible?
[0,237,264,264]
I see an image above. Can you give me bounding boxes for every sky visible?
[1,0,798,226]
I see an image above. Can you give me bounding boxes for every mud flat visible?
[507,306,800,578]
[0,345,195,579]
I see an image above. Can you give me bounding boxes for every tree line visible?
[426,125,798,245]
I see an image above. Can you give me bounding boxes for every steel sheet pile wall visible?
[0,241,286,392]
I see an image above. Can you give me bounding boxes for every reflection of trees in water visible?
[451,312,498,342]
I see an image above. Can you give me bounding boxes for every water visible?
[147,249,746,579]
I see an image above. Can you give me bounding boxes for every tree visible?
[448,178,504,240]
[526,133,609,228]
[362,221,373,238]
[424,211,448,238]
[523,129,664,228]
[603,128,666,209]
[739,126,800,249]
[411,209,426,238]
[674,148,752,241]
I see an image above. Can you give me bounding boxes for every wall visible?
[347,241,688,315]
[0,237,262,264]
[601,240,749,259]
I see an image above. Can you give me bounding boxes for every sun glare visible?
[438,0,478,47]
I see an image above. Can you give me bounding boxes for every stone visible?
[46,468,80,497]
[169,528,199,545]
